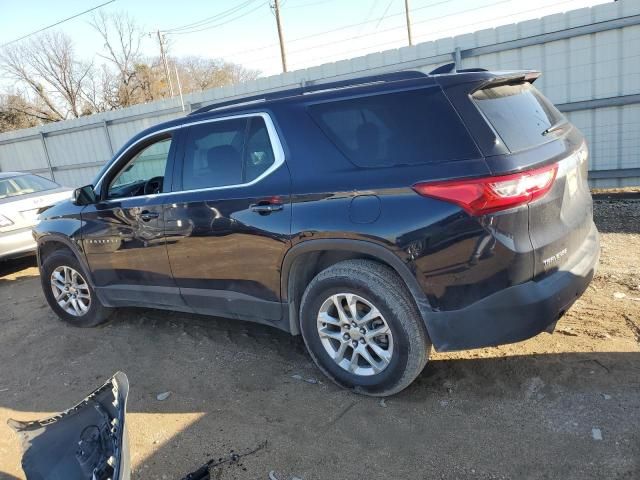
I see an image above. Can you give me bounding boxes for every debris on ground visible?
[156,391,172,401]
[269,471,303,480]
[592,428,603,441]
[291,374,319,384]
[181,441,267,480]
[379,398,387,408]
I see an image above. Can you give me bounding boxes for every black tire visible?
[299,259,431,396]
[41,249,113,327]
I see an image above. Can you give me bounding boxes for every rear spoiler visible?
[433,68,541,91]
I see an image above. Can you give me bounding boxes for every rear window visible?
[472,82,565,153]
[0,174,58,199]
[307,88,479,167]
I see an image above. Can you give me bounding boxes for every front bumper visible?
[0,227,36,260]
[426,224,600,351]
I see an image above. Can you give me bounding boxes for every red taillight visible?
[413,163,558,216]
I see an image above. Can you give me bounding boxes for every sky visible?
[0,0,612,78]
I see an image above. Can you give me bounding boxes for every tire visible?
[299,259,431,396]
[41,249,113,327]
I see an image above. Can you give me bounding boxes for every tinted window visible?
[245,117,275,182]
[0,174,58,199]
[472,82,565,153]
[182,116,276,190]
[308,88,479,167]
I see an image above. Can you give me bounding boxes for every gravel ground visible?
[0,198,638,480]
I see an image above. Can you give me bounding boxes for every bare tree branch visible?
[0,31,93,120]
[90,11,143,107]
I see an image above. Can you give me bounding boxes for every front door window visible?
[108,137,172,199]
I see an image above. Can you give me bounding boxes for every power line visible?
[225,0,451,58]
[245,0,477,60]
[287,0,577,69]
[0,0,116,48]
[357,0,381,35]
[162,0,258,33]
[375,0,395,29]
[283,0,334,8]
[165,2,266,36]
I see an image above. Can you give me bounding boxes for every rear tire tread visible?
[300,259,431,396]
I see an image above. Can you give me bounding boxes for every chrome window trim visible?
[95,112,285,200]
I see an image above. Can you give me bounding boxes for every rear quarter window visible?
[307,88,479,168]
[472,82,565,153]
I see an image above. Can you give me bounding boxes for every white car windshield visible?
[0,174,59,199]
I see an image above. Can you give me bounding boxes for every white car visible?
[0,172,72,260]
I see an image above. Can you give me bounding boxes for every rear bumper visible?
[0,227,36,260]
[426,224,600,351]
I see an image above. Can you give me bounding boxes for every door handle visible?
[250,203,284,214]
[139,210,159,221]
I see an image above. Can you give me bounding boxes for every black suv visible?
[34,69,599,396]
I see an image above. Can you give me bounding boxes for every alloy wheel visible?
[50,265,91,317]
[316,293,394,376]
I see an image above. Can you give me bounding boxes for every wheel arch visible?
[37,235,94,287]
[281,239,433,336]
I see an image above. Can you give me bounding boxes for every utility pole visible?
[271,0,287,72]
[174,63,185,112]
[156,30,174,96]
[404,0,413,46]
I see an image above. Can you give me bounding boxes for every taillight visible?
[413,163,558,216]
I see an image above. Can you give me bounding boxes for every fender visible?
[281,238,434,336]
[36,233,95,288]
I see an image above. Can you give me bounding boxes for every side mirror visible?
[73,185,97,206]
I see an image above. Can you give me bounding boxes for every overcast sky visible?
[1,0,611,77]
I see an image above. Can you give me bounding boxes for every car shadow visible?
[0,257,37,278]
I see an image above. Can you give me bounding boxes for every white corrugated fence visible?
[0,0,638,188]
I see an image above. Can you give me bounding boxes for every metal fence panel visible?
[0,0,638,188]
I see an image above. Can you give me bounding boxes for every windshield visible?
[472,82,566,153]
[0,174,59,200]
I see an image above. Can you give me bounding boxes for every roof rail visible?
[189,70,427,115]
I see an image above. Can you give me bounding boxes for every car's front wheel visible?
[41,249,112,327]
[299,259,430,396]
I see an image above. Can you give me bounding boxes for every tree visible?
[0,17,261,133]
[175,56,259,93]
[0,94,39,131]
[90,11,144,107]
[0,31,94,121]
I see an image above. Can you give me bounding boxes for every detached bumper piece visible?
[8,372,130,480]
[427,226,600,351]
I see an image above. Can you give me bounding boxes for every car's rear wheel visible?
[41,249,112,327]
[299,259,430,396]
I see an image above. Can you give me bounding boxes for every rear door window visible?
[307,88,479,167]
[181,116,277,190]
[181,119,247,190]
[472,82,565,153]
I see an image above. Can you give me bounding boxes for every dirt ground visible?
[0,198,638,480]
